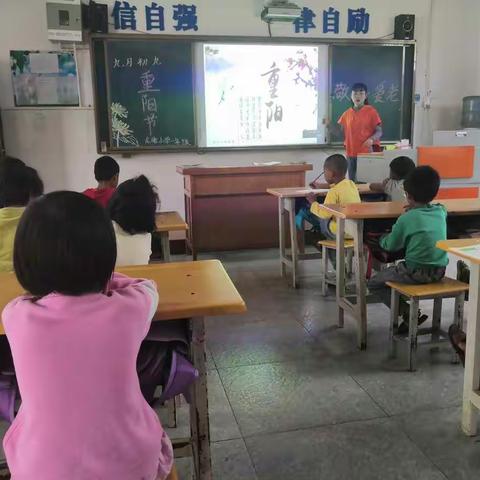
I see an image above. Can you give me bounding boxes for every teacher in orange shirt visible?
[338,83,383,182]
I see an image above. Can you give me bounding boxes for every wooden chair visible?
[387,277,469,371]
[166,464,178,480]
[317,239,354,296]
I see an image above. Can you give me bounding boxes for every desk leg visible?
[462,264,480,436]
[287,198,299,289]
[189,317,212,479]
[160,232,171,263]
[279,198,286,278]
[336,218,345,328]
[352,219,367,350]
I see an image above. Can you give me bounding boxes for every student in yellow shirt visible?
[306,154,361,241]
[0,157,43,272]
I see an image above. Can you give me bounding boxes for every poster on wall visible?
[10,50,79,107]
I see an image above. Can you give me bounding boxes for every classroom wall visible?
[1,0,479,215]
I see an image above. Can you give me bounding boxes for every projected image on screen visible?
[203,44,326,148]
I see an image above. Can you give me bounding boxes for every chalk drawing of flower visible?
[111,102,128,119]
[111,102,138,147]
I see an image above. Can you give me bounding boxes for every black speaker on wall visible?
[83,1,108,33]
[394,14,415,40]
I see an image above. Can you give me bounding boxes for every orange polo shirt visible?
[338,105,382,157]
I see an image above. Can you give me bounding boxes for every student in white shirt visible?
[368,156,415,201]
[107,175,158,266]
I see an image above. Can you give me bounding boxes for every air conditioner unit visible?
[261,0,302,23]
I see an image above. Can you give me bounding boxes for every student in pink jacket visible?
[1,191,173,480]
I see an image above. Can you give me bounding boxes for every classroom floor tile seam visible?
[236,413,458,480]
[230,404,390,440]
[213,361,261,479]
[392,420,452,480]
[235,414,395,443]
[349,371,463,417]
[349,374,392,418]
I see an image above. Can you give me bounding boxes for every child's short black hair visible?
[14,191,116,297]
[25,166,44,198]
[94,156,119,182]
[0,156,25,168]
[0,157,31,207]
[352,82,368,93]
[108,175,158,234]
[389,156,415,180]
[324,154,348,176]
[404,166,440,203]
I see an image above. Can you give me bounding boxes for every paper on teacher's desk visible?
[294,188,329,195]
[253,161,281,166]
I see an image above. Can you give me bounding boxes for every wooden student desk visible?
[178,164,312,259]
[155,211,188,262]
[267,184,376,288]
[312,199,480,350]
[0,260,246,480]
[437,239,480,437]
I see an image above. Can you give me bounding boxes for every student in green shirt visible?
[367,166,447,333]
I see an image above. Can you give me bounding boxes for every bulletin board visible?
[10,50,79,107]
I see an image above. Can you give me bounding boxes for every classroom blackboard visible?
[330,45,414,142]
[93,38,195,152]
[92,36,415,153]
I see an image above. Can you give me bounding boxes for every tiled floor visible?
[2,249,479,479]
[171,249,480,480]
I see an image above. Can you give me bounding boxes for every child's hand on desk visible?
[306,192,317,204]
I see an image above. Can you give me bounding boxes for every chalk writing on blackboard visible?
[333,81,400,104]
[138,70,160,139]
[105,39,195,149]
[334,83,350,101]
[113,56,162,69]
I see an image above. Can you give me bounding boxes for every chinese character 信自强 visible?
[173,4,199,31]
[146,2,165,31]
[112,1,137,31]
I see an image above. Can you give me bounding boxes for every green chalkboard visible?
[92,36,414,153]
[94,38,195,152]
[330,45,414,142]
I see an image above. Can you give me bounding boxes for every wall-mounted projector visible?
[261,1,302,23]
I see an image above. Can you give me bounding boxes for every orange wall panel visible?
[436,187,479,200]
[417,146,475,179]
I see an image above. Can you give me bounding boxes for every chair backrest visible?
[166,464,178,480]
